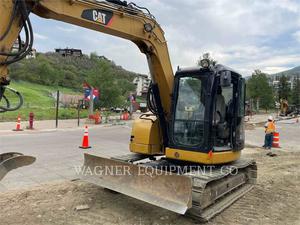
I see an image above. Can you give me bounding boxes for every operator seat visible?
[215,87,229,140]
[215,87,226,123]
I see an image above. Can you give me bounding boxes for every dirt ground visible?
[0,148,299,225]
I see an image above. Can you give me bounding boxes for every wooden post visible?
[77,100,82,127]
[56,90,59,128]
[89,88,94,118]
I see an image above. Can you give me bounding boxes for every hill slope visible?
[8,52,141,107]
[0,81,87,122]
[271,66,300,77]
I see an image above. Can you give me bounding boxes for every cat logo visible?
[81,9,113,26]
[92,10,106,24]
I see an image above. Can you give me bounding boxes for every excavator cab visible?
[166,65,246,164]
[85,64,256,221]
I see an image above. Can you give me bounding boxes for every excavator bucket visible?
[81,153,193,214]
[0,152,36,181]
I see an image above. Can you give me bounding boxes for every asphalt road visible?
[0,125,131,192]
[1,118,299,192]
[246,118,300,151]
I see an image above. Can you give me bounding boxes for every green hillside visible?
[8,52,139,107]
[0,51,144,121]
[0,81,87,122]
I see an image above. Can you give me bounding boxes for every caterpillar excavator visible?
[0,0,257,221]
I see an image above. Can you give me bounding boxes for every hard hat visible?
[268,116,273,121]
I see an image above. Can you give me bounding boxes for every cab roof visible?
[176,64,243,78]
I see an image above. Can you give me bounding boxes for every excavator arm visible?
[0,0,174,115]
[0,0,175,189]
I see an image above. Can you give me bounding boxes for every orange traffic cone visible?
[13,114,23,131]
[79,126,91,149]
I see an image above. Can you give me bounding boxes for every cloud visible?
[137,0,300,75]
[293,30,300,43]
[56,26,77,33]
[28,0,300,76]
[33,33,48,40]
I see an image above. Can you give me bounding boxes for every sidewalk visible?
[0,119,87,131]
[246,117,300,152]
[0,115,135,133]
[246,113,277,124]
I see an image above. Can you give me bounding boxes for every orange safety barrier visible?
[120,112,130,121]
[272,132,280,148]
[94,111,101,124]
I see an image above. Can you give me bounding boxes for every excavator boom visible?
[0,0,173,115]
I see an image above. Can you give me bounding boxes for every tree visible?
[291,76,300,106]
[278,74,291,101]
[197,52,217,67]
[246,70,274,111]
[86,59,135,108]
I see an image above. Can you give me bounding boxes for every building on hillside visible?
[133,74,151,97]
[12,40,36,59]
[55,48,83,57]
[269,75,298,90]
[271,80,280,90]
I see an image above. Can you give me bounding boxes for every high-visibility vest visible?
[265,121,276,134]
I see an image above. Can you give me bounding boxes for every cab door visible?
[233,77,246,150]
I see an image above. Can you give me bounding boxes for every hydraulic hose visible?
[0,0,31,113]
[0,95,10,113]
[0,86,23,112]
[147,82,158,115]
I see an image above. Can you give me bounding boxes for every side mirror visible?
[220,71,231,87]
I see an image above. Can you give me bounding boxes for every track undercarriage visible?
[81,153,257,221]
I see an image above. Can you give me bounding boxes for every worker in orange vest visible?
[263,116,276,149]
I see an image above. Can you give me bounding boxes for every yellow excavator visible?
[0,0,257,221]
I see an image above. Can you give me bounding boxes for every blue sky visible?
[28,0,300,76]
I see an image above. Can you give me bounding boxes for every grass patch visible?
[0,81,89,122]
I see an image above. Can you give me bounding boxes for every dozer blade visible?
[81,153,193,214]
[0,152,36,181]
